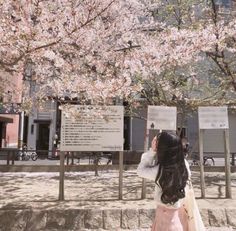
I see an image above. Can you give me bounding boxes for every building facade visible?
[0,71,22,148]
[23,0,236,158]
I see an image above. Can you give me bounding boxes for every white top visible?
[137,148,191,208]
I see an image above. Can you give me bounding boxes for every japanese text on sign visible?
[198,106,229,129]
[60,106,124,151]
[147,106,177,130]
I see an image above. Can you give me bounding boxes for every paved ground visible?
[0,156,230,166]
[0,168,236,229]
[0,156,109,166]
[0,157,236,230]
[0,169,235,203]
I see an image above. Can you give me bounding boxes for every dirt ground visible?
[0,170,235,207]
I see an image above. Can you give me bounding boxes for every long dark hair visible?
[155,131,188,205]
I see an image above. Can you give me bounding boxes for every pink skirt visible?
[151,204,189,231]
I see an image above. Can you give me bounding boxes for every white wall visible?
[27,101,57,156]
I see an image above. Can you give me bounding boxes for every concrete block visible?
[46,210,67,229]
[84,209,103,229]
[46,209,84,230]
[0,210,30,231]
[27,210,47,230]
[206,228,234,231]
[103,209,121,229]
[139,208,155,228]
[226,209,236,227]
[200,208,210,227]
[73,210,86,230]
[208,209,227,227]
[121,208,139,229]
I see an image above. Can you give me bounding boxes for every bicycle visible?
[17,146,38,161]
[203,156,215,166]
[84,152,112,165]
[189,156,215,166]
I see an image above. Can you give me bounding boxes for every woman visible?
[137,131,191,231]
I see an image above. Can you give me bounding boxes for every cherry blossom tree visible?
[121,0,236,130]
[0,0,158,113]
[131,0,236,109]
[0,0,235,117]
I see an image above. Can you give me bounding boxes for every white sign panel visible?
[198,106,229,129]
[147,106,177,130]
[60,106,124,151]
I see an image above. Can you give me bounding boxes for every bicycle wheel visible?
[31,152,38,161]
[189,159,199,166]
[204,158,214,166]
[23,153,30,161]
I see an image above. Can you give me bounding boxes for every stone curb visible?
[0,207,235,231]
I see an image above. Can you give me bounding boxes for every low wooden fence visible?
[1,148,236,201]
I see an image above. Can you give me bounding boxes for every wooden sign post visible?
[59,151,65,201]
[198,129,206,198]
[224,129,231,198]
[59,106,124,201]
[141,128,149,199]
[142,106,177,199]
[119,151,124,200]
[198,106,231,198]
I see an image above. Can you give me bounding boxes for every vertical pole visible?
[141,179,147,199]
[199,129,205,198]
[130,117,133,151]
[11,150,15,165]
[66,152,69,166]
[141,129,149,199]
[71,151,74,165]
[119,151,123,200]
[10,151,13,165]
[59,151,65,201]
[19,111,24,149]
[94,153,99,177]
[7,150,10,165]
[232,153,235,166]
[224,129,232,198]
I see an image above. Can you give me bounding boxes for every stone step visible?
[0,207,235,230]
[84,228,235,231]
[207,228,236,231]
[63,228,236,231]
[44,227,236,231]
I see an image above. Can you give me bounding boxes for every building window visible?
[177,127,187,139]
[214,0,232,8]
[212,0,234,13]
[31,124,34,134]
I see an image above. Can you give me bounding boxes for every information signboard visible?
[60,106,124,151]
[198,106,229,129]
[147,106,177,131]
